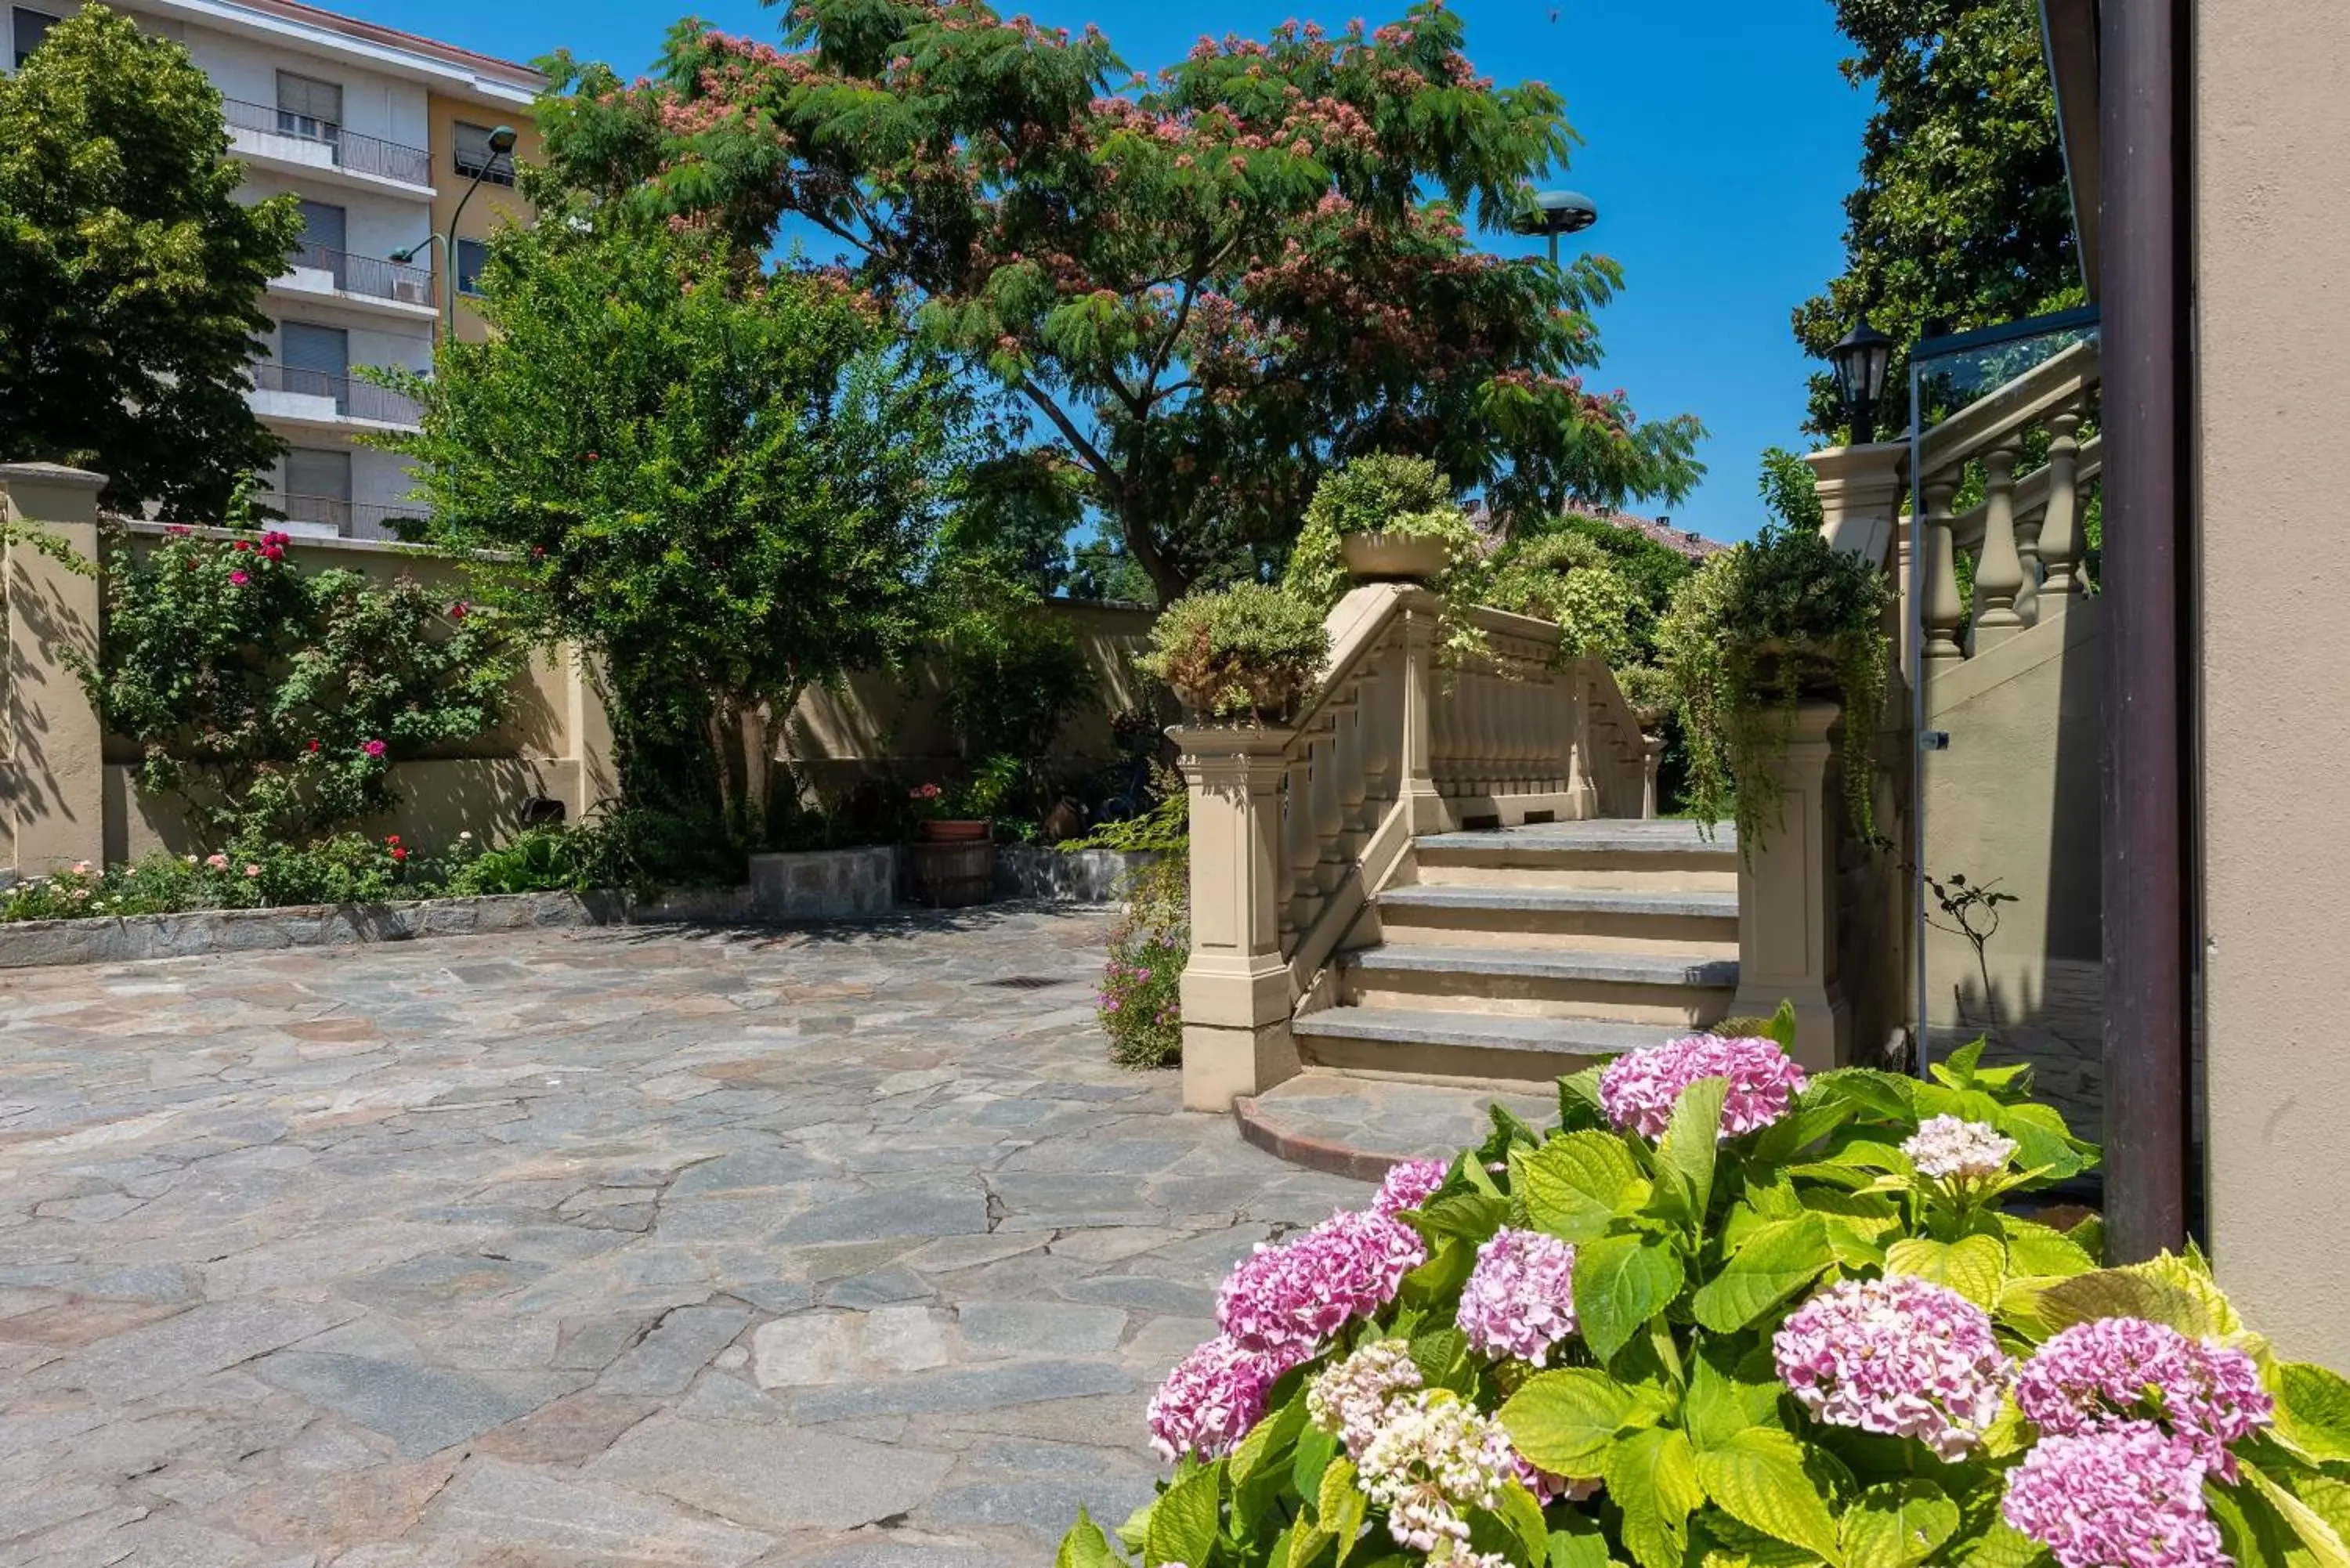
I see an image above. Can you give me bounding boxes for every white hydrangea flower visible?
[1307,1339,1422,1458]
[1356,1391,1514,1553]
[1901,1115,2019,1182]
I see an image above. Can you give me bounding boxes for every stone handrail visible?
[1171,580,1659,1109]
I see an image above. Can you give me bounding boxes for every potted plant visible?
[1654,521,1891,849]
[1283,453,1483,602]
[1137,583,1329,725]
[1612,663,1673,732]
[908,782,985,843]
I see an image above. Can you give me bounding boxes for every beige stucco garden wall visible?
[2196,0,2350,1368]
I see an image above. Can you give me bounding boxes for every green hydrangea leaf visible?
[1942,1515,2050,1568]
[2037,1254,2236,1339]
[1497,1479,1551,1567]
[1694,1429,1844,1566]
[1146,1461,1222,1568]
[1990,1102,2095,1181]
[1060,1508,1130,1568]
[1687,1340,1791,1452]
[1574,1233,1687,1364]
[1281,1519,1330,1568]
[1229,1391,1307,1489]
[1515,1132,1649,1244]
[2276,1363,2350,1464]
[1499,1366,1661,1478]
[1292,1425,1341,1501]
[1749,1102,1856,1168]
[1799,1069,1914,1122]
[1318,1455,1368,1568]
[1409,1325,1474,1395]
[1608,1426,1705,1568]
[1653,1076,1728,1228]
[1549,1515,1614,1568]
[1839,1479,1959,1568]
[1558,1067,1610,1133]
[1415,1190,1509,1243]
[1692,1214,1835,1334]
[1996,1217,2096,1281]
[1883,1234,2005,1310]
[2242,1456,2350,1567]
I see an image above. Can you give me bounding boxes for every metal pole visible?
[2099,0,2193,1261]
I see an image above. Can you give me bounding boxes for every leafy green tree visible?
[535,0,1702,602]
[386,215,959,847]
[0,5,300,515]
[1791,0,2081,435]
[1517,512,1697,662]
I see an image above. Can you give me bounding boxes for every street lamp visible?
[1828,314,1896,446]
[391,123,517,341]
[1509,188,1598,266]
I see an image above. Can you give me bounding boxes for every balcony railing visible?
[253,491,422,541]
[284,240,436,308]
[249,363,423,428]
[221,97,432,188]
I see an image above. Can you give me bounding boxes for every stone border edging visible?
[0,891,623,970]
[1231,1093,1412,1182]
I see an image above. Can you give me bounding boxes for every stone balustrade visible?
[1171,582,1661,1109]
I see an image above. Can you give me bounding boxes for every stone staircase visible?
[1239,819,1740,1172]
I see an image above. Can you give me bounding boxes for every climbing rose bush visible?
[1060,1020,2350,1568]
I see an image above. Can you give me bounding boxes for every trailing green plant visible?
[1477,535,1645,668]
[1097,850,1188,1068]
[78,526,514,849]
[1654,523,1891,849]
[1058,1019,2350,1568]
[1611,664,1672,728]
[1138,583,1331,724]
[1283,455,1485,609]
[1065,787,1189,854]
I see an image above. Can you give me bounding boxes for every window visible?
[274,70,342,143]
[279,322,349,410]
[453,121,515,186]
[292,199,346,284]
[454,237,490,298]
[281,449,352,534]
[12,7,57,69]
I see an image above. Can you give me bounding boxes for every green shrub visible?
[1655,522,1891,848]
[1285,454,1484,609]
[1612,663,1672,725]
[1137,583,1329,723]
[1097,851,1187,1068]
[1064,786,1188,853]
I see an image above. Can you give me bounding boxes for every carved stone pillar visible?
[1732,703,1852,1071]
[1173,728,1298,1110]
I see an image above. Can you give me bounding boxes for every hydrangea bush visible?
[1061,1012,2350,1568]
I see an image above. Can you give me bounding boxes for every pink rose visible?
[229,570,250,587]
[204,854,229,870]
[362,739,388,758]
[243,864,261,878]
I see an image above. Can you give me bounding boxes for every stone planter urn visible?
[1340,532,1449,583]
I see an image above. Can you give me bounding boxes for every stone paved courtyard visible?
[0,908,1376,1567]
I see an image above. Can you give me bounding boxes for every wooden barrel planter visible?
[906,821,996,908]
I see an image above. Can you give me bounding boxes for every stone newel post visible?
[1732,701,1852,1071]
[2,463,107,876]
[1172,727,1298,1111]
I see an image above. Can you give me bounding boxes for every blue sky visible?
[370,0,1871,544]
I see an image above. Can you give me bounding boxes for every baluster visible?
[1311,717,1345,894]
[1334,693,1369,855]
[1285,749,1318,937]
[2037,411,2084,613]
[1430,657,1459,796]
[1567,663,1599,818]
[1356,649,1390,815]
[2014,475,2045,628]
[1972,439,2027,651]
[1471,657,1499,799]
[1509,645,1538,794]
[1921,475,1966,663]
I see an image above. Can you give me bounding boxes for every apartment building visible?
[8,0,538,537]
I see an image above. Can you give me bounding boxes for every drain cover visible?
[978,975,1070,990]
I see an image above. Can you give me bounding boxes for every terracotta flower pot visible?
[1340,532,1450,583]
[919,818,991,844]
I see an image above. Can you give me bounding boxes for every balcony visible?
[248,363,423,430]
[253,491,422,542]
[221,97,433,192]
[275,240,437,319]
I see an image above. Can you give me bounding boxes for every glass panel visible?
[13,6,56,68]
[1908,311,2103,1137]
[454,121,514,185]
[454,237,489,297]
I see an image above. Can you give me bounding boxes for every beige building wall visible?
[426,96,540,342]
[2196,0,2350,1367]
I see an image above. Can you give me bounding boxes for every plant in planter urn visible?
[1058,1018,2350,1568]
[908,753,1029,842]
[1611,664,1673,732]
[1654,522,1892,848]
[1139,583,1330,725]
[1285,454,1484,607]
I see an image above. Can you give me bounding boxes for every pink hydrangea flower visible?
[1217,1209,1426,1360]
[2001,1427,2228,1568]
[2015,1317,2272,1479]
[1456,1227,1578,1366]
[1371,1158,1447,1218]
[1902,1115,2019,1182]
[1147,1335,1275,1461]
[1773,1276,2011,1459]
[1600,1035,1807,1140]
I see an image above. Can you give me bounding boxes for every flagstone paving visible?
[0,908,1377,1567]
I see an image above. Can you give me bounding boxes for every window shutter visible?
[275,70,342,127]
[295,200,345,252]
[284,448,350,502]
[455,121,493,168]
[280,322,348,378]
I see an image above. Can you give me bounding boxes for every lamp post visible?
[390,123,517,342]
[1509,188,1598,266]
[1828,314,1896,446]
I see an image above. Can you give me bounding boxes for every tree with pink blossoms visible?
[1055,1015,2350,1568]
[533,0,1704,602]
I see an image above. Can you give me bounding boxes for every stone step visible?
[1412,821,1738,892]
[1339,941,1737,1025]
[1292,1006,1677,1082]
[1373,883,1737,956]
[1233,1071,1562,1180]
